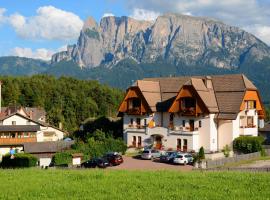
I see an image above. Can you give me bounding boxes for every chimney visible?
[205,76,213,89]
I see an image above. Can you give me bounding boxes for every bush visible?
[72,129,127,159]
[52,152,72,166]
[1,153,37,168]
[198,147,205,160]
[233,136,264,154]
[222,145,231,157]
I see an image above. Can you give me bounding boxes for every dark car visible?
[81,158,109,168]
[159,151,176,163]
[104,152,123,166]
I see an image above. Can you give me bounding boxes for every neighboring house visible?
[0,106,67,157]
[118,74,265,153]
[24,141,74,167]
[259,122,270,144]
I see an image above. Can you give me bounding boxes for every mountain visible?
[0,14,270,101]
[0,56,50,76]
[52,13,270,70]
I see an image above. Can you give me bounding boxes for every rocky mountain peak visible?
[51,13,270,69]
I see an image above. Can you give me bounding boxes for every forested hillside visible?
[0,75,124,132]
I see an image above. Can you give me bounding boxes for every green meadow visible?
[0,169,269,200]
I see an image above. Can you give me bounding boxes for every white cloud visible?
[130,8,160,21]
[245,25,270,45]
[9,6,83,40]
[102,13,114,18]
[0,8,7,24]
[11,45,67,60]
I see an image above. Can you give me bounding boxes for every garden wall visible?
[205,149,270,168]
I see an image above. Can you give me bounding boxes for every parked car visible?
[173,153,194,165]
[104,152,123,166]
[159,151,176,163]
[141,149,162,160]
[81,158,109,168]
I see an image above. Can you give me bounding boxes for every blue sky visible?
[0,0,269,60]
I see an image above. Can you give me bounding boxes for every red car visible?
[104,152,123,166]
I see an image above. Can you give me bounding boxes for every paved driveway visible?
[111,156,193,171]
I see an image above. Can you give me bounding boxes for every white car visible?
[141,149,161,160]
[173,153,193,165]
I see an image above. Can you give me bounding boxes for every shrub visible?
[52,152,72,166]
[198,147,205,160]
[1,153,37,168]
[72,129,127,159]
[222,145,231,157]
[233,136,264,154]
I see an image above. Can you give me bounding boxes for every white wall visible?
[218,120,233,150]
[2,115,36,125]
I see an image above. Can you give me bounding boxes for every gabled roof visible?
[24,141,74,153]
[0,125,40,132]
[122,74,261,120]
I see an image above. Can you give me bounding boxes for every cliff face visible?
[51,13,270,69]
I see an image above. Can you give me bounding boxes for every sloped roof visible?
[123,74,259,119]
[24,141,74,153]
[0,125,40,132]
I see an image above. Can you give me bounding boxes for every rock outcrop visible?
[51,13,270,69]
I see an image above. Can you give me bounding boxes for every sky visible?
[0,0,269,60]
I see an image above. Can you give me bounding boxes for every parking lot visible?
[111,156,193,171]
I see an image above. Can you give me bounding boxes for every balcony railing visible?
[127,107,141,115]
[0,137,37,145]
[181,107,196,115]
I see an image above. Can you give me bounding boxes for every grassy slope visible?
[0,169,269,200]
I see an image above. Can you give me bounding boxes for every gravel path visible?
[110,156,193,171]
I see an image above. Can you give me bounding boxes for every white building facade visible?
[119,75,265,153]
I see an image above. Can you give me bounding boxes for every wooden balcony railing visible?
[0,137,37,145]
[127,107,141,115]
[181,107,196,115]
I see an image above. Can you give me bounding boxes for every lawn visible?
[0,169,269,200]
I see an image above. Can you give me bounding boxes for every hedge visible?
[51,152,72,166]
[1,153,37,168]
[233,136,264,154]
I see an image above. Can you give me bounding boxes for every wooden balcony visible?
[127,107,141,115]
[181,107,196,116]
[0,137,37,145]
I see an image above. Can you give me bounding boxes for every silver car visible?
[141,149,161,160]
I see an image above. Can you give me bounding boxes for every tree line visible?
[0,75,124,132]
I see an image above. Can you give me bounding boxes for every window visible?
[247,116,254,128]
[144,119,147,126]
[177,139,181,150]
[129,98,141,109]
[169,113,174,122]
[182,120,185,127]
[133,98,141,108]
[136,118,141,126]
[130,118,133,125]
[181,98,196,109]
[132,136,136,147]
[30,132,36,138]
[245,101,256,109]
[199,121,202,128]
[138,136,142,147]
[12,121,16,125]
[183,139,188,152]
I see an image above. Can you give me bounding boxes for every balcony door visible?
[189,120,194,131]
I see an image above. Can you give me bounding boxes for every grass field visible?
[0,169,269,200]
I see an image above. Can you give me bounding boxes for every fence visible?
[205,149,270,169]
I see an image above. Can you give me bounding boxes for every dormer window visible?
[180,98,196,115]
[245,100,256,110]
[127,98,141,115]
